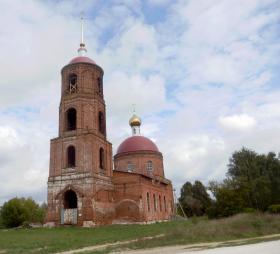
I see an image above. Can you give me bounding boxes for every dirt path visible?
[116,239,280,254]
[55,234,280,254]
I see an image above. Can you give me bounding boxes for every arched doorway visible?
[61,190,78,225]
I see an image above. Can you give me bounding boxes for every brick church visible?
[46,23,174,226]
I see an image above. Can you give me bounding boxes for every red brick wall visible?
[112,171,174,222]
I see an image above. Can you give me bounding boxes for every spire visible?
[129,106,141,136]
[78,12,87,56]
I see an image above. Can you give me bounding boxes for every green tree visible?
[208,148,280,218]
[0,198,26,228]
[0,197,46,228]
[179,181,211,217]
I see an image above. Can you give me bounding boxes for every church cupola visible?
[129,114,141,136]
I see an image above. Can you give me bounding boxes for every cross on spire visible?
[78,12,87,56]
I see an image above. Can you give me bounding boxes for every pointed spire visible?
[78,12,87,56]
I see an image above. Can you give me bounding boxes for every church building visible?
[46,21,174,226]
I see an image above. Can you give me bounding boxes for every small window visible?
[69,74,77,94]
[147,193,150,212]
[98,111,106,135]
[66,108,76,131]
[147,161,153,173]
[127,161,134,172]
[97,77,103,95]
[159,195,162,212]
[164,196,167,212]
[99,148,104,170]
[67,146,76,167]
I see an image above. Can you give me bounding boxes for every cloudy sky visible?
[0,0,280,204]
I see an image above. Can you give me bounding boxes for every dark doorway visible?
[64,190,77,209]
[67,146,76,167]
[66,108,77,131]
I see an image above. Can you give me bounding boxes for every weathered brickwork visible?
[46,56,174,226]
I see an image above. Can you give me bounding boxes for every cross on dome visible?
[77,12,87,56]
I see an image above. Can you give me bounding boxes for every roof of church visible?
[116,136,159,155]
[69,56,96,64]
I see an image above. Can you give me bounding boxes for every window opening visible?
[99,148,104,170]
[67,146,76,167]
[68,74,78,94]
[98,111,105,135]
[127,161,134,172]
[66,108,76,131]
[147,193,150,212]
[147,161,153,173]
[153,194,156,211]
[97,77,103,95]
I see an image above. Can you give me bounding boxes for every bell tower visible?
[46,16,115,227]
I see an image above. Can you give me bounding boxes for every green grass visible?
[0,213,280,254]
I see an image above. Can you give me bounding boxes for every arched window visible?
[127,161,134,172]
[147,161,153,173]
[68,74,78,94]
[64,190,77,209]
[153,194,157,211]
[159,195,162,212]
[99,147,104,170]
[66,108,76,131]
[67,146,76,167]
[98,111,105,135]
[147,193,150,212]
[97,77,103,95]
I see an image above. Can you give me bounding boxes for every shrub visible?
[268,204,280,214]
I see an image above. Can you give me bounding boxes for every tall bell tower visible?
[46,17,115,226]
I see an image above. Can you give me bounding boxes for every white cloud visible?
[219,114,256,131]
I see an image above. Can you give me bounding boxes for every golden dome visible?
[129,114,141,127]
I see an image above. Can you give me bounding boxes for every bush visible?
[268,204,280,214]
[0,197,46,228]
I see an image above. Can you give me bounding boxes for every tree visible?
[208,180,245,217]
[179,181,211,217]
[207,148,280,218]
[0,197,46,228]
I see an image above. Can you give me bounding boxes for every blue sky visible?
[0,0,280,204]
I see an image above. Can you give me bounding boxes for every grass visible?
[0,213,280,253]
